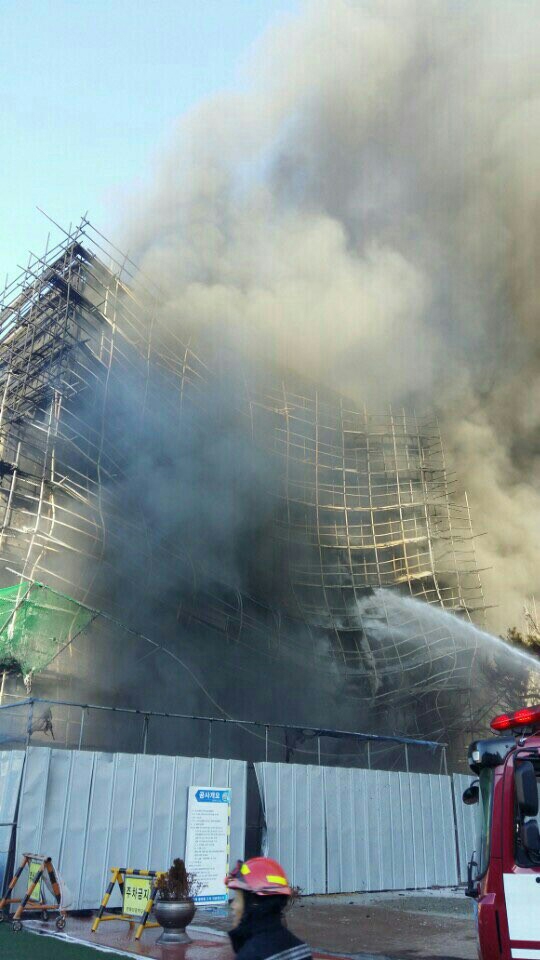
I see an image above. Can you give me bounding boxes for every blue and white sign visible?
[185,785,231,905]
[195,789,229,803]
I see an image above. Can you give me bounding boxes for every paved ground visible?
[286,890,478,959]
[195,889,478,960]
[3,889,478,960]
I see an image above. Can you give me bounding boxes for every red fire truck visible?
[463,704,540,960]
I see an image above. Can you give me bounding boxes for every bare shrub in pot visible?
[154,859,199,944]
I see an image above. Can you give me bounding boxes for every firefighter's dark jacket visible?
[228,901,312,960]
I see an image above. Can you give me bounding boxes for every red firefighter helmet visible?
[225,857,292,896]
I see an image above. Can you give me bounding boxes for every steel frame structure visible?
[0,223,209,601]
[0,220,488,747]
[249,389,484,635]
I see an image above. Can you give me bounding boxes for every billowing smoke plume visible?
[121,0,540,632]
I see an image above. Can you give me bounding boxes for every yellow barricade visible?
[92,867,165,940]
[0,853,66,931]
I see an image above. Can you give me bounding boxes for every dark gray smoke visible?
[121,0,540,633]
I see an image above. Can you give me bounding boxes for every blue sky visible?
[1,0,298,284]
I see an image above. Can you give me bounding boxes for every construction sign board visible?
[185,786,231,904]
[122,875,153,917]
[28,860,42,903]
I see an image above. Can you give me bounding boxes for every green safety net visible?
[0,582,95,676]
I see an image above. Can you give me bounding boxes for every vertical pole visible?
[367,739,371,770]
[442,746,448,776]
[317,738,321,766]
[26,700,34,747]
[265,726,269,762]
[78,707,86,751]
[142,716,149,755]
[404,743,409,773]
[208,720,212,759]
[0,669,6,705]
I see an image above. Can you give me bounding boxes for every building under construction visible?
[0,222,492,761]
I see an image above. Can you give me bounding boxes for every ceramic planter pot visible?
[154,897,196,944]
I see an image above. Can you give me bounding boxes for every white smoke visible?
[122,0,540,633]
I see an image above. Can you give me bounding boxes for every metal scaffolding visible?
[249,390,484,628]
[0,220,494,749]
[0,222,208,600]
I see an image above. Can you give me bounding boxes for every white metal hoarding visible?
[0,751,25,894]
[15,748,246,908]
[255,762,460,894]
[452,772,478,883]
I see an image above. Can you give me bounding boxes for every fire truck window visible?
[515,764,540,866]
[475,768,495,878]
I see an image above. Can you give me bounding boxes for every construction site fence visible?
[0,746,476,902]
[256,761,476,894]
[0,747,247,907]
[0,697,448,775]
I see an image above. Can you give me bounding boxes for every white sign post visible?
[185,786,231,905]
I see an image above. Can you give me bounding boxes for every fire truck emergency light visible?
[490,704,540,732]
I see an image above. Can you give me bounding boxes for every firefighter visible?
[225,857,312,960]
